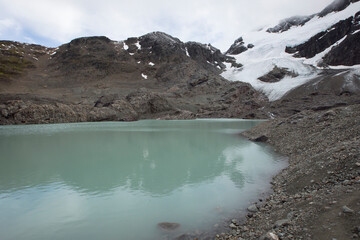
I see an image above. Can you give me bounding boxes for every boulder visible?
[157,222,180,231]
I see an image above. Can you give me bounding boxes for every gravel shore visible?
[215,103,360,240]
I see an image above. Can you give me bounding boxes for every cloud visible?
[0,0,333,51]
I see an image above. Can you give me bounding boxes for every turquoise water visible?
[0,120,286,240]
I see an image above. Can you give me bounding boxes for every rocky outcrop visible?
[323,20,360,66]
[185,41,231,70]
[225,37,250,55]
[0,100,87,124]
[258,66,298,83]
[125,88,174,115]
[0,99,139,124]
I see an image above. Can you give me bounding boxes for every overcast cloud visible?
[0,0,333,51]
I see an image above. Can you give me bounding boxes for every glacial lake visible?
[0,120,286,240]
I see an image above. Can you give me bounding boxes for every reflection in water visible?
[0,120,285,240]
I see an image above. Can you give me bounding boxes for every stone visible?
[342,205,354,213]
[252,135,268,142]
[274,219,291,228]
[260,231,280,240]
[229,223,237,229]
[258,66,298,83]
[157,222,180,230]
[247,204,258,212]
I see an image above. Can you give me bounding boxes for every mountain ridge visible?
[1,0,360,125]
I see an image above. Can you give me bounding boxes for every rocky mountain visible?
[0,0,359,125]
[0,32,265,124]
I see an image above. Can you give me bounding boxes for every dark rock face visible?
[138,32,186,63]
[318,0,360,17]
[225,37,249,55]
[323,18,360,65]
[258,66,298,83]
[267,15,314,33]
[185,41,228,70]
[285,13,360,66]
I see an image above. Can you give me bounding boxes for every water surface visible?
[0,120,286,240]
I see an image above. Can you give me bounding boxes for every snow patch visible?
[135,41,141,49]
[185,47,190,57]
[148,62,155,66]
[141,73,148,79]
[129,53,134,56]
[123,42,129,50]
[352,29,360,35]
[137,61,141,64]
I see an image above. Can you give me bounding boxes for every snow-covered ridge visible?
[222,1,360,101]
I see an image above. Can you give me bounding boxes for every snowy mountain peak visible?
[221,0,360,101]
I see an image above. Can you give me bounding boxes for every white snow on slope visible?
[222,1,360,101]
[149,62,155,66]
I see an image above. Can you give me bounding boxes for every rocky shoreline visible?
[212,103,360,240]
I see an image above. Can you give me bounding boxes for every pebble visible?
[247,204,258,213]
[274,219,291,228]
[342,205,355,213]
[260,231,280,240]
[229,223,237,229]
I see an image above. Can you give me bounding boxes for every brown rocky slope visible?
[212,103,360,240]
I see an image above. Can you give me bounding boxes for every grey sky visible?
[0,0,333,51]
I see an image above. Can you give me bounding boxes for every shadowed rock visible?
[158,222,180,231]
